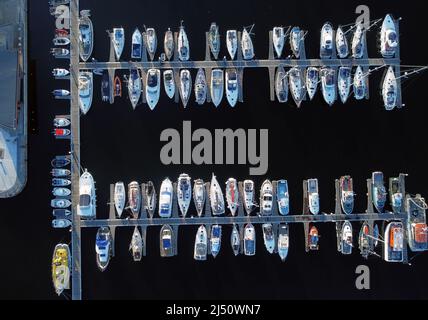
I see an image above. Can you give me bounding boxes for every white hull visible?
[178,26,190,61]
[353,66,366,100]
[277,224,289,261]
[226,30,237,60]
[320,67,336,106]
[290,27,301,58]
[193,179,205,216]
[335,26,349,58]
[145,28,157,61]
[164,29,174,60]
[241,28,254,60]
[225,69,238,107]
[163,70,175,99]
[210,174,225,216]
[225,178,239,216]
[289,67,304,107]
[77,170,96,219]
[244,224,256,256]
[112,27,125,60]
[275,66,288,103]
[382,66,397,110]
[320,22,333,59]
[194,68,207,105]
[262,223,275,254]
[351,22,365,59]
[306,67,319,101]
[380,14,398,58]
[177,174,192,217]
[194,225,208,260]
[211,69,224,107]
[159,178,173,218]
[243,180,255,215]
[128,69,142,109]
[131,28,142,59]
[273,27,285,58]
[146,69,161,110]
[179,69,192,107]
[78,71,93,114]
[114,182,126,217]
[338,67,352,103]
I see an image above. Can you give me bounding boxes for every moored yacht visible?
[51,199,71,208]
[335,25,349,58]
[260,180,273,216]
[262,223,275,254]
[320,22,334,59]
[272,26,285,58]
[211,69,224,107]
[95,227,112,271]
[243,180,255,215]
[52,68,69,78]
[145,181,157,218]
[289,67,305,107]
[129,226,143,261]
[160,225,174,257]
[208,22,220,59]
[320,67,336,106]
[372,172,387,213]
[337,67,352,103]
[178,22,190,61]
[51,48,69,57]
[384,222,404,262]
[231,224,240,256]
[306,67,319,101]
[53,117,70,127]
[114,75,122,97]
[163,70,175,99]
[79,71,93,114]
[340,176,354,215]
[146,69,161,110]
[244,223,256,256]
[210,225,222,258]
[159,178,173,218]
[210,173,225,216]
[380,14,398,58]
[193,179,205,217]
[145,27,157,61]
[275,66,288,103]
[101,71,109,102]
[225,69,238,107]
[241,27,255,60]
[114,182,126,218]
[194,225,208,261]
[340,221,353,255]
[52,244,71,296]
[307,178,320,215]
[128,181,141,219]
[79,11,93,62]
[164,28,174,60]
[179,69,192,107]
[277,180,289,215]
[226,30,237,60]
[177,174,192,217]
[53,36,70,46]
[128,69,141,109]
[353,66,366,100]
[77,169,96,219]
[194,68,207,105]
[52,187,71,197]
[359,222,371,258]
[225,178,239,216]
[131,28,142,59]
[351,21,365,59]
[382,66,397,110]
[389,177,403,213]
[290,26,302,58]
[308,225,319,250]
[112,27,125,60]
[277,224,289,261]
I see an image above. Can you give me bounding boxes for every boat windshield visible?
[308,180,318,192]
[212,227,221,238]
[340,68,351,77]
[324,71,335,85]
[308,69,317,79]
[79,194,91,206]
[132,44,141,57]
[162,238,171,249]
[148,73,158,87]
[165,73,173,81]
[388,31,397,43]
[244,183,252,192]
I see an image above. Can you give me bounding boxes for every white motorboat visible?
[211,69,224,107]
[225,178,239,216]
[225,69,238,107]
[159,178,173,218]
[78,71,93,114]
[260,180,273,215]
[163,70,175,99]
[277,224,289,261]
[79,11,93,62]
[226,30,237,60]
[194,225,208,261]
[210,225,222,258]
[146,68,161,110]
[243,180,255,215]
[320,22,333,59]
[337,67,352,103]
[131,28,142,59]
[276,180,289,215]
[384,222,404,262]
[53,36,70,46]
[51,199,71,208]
[320,67,336,106]
[129,226,143,261]
[305,67,319,101]
[52,68,69,78]
[307,178,320,215]
[340,221,353,255]
[128,69,142,109]
[95,227,112,271]
[230,224,240,256]
[128,181,141,219]
[77,169,96,219]
[208,22,220,59]
[179,69,192,107]
[53,117,70,127]
[290,26,302,58]
[52,187,71,197]
[177,173,192,217]
[262,223,275,254]
[244,223,256,256]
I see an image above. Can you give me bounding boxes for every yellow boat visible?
[52,244,71,296]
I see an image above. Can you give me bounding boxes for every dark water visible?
[1,0,427,299]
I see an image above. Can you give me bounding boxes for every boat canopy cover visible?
[162,238,171,249]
